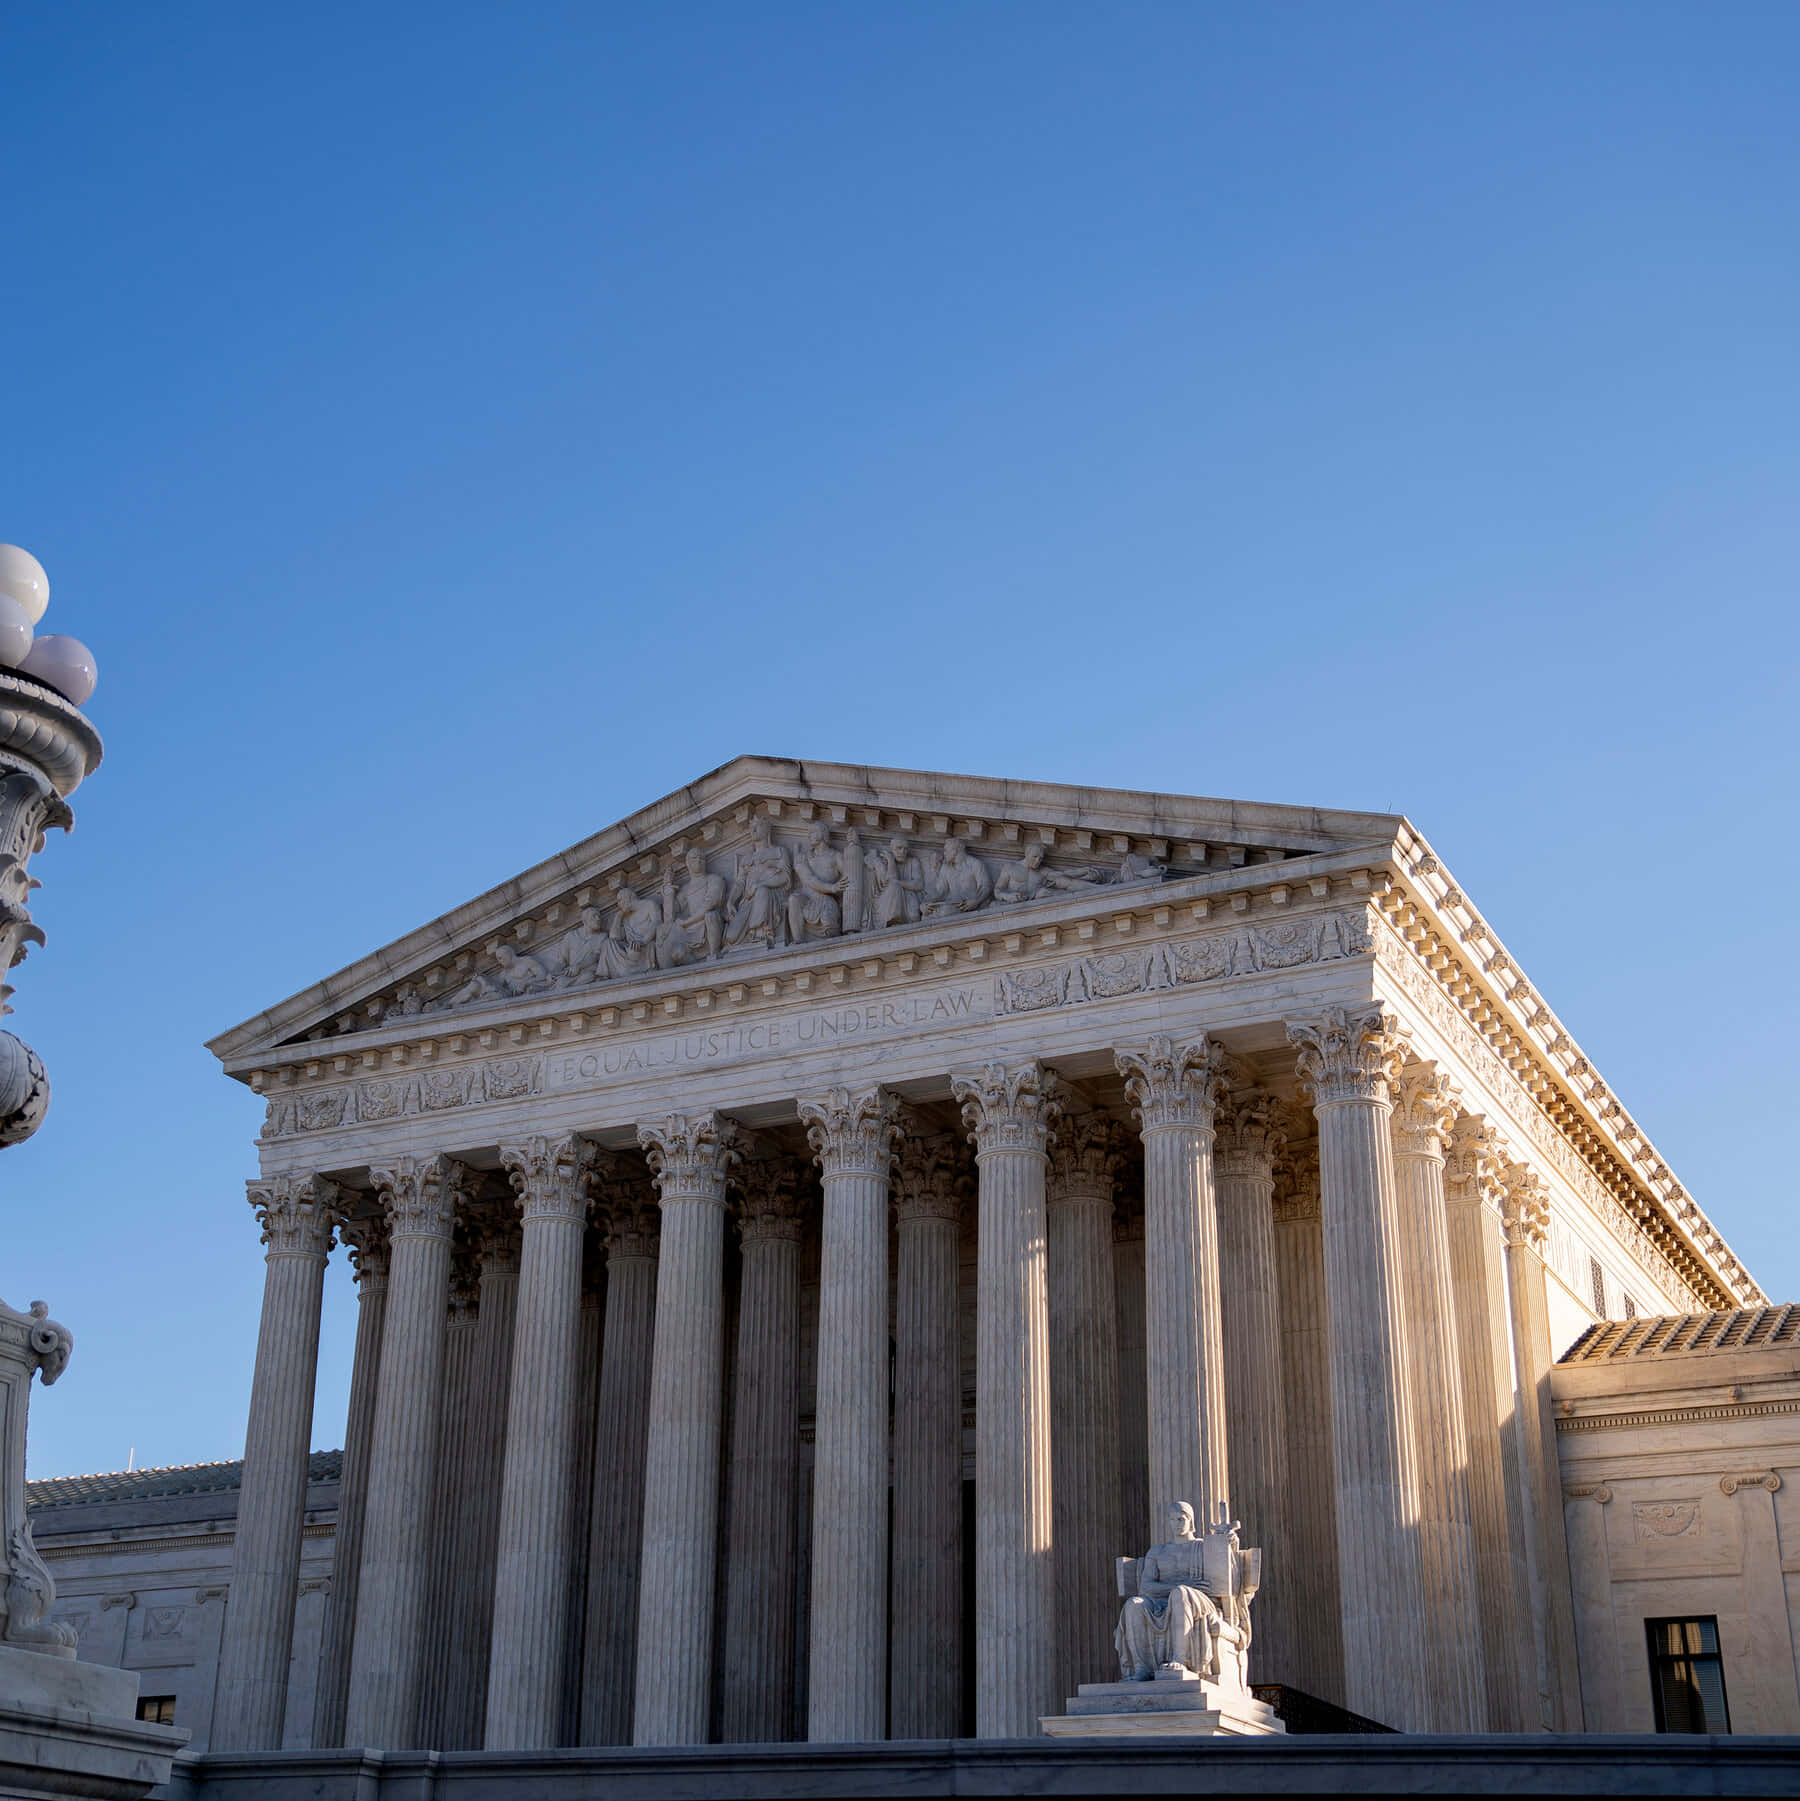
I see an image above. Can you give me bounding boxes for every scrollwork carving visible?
[1390,1061,1461,1157]
[952,1060,1060,1157]
[499,1134,595,1224]
[637,1111,740,1202]
[798,1084,902,1181]
[1049,1110,1125,1204]
[1115,1035,1227,1134]
[369,1154,468,1239]
[1287,1005,1407,1107]
[1501,1161,1551,1253]
[893,1128,967,1224]
[247,1172,338,1259]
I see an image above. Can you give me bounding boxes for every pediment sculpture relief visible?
[337,820,1172,1033]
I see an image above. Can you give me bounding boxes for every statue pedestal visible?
[0,1644,189,1800]
[1041,1672,1286,1739]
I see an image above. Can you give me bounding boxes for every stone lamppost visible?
[0,542,103,1143]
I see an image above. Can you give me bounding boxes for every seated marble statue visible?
[1115,1500,1261,1685]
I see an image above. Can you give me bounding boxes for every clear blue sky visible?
[7,2,1796,1478]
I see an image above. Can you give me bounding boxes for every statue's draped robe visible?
[1116,1539,1225,1679]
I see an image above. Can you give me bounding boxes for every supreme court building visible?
[193,758,1779,1757]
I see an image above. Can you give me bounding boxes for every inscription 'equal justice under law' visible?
[544,986,990,1089]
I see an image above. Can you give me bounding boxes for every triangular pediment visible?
[207,757,1402,1068]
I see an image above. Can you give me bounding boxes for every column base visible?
[0,1644,190,1799]
[1042,1673,1286,1738]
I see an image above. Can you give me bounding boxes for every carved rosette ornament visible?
[1286,1005,1408,1107]
[951,1061,1061,1157]
[892,1128,966,1225]
[1048,1111,1125,1205]
[369,1154,466,1239]
[1445,1115,1506,1209]
[798,1084,903,1181]
[733,1158,807,1245]
[637,1112,740,1204]
[499,1134,596,1224]
[1215,1088,1284,1179]
[1115,1035,1227,1135]
[1,1295,77,1654]
[1501,1162,1551,1252]
[247,1173,339,1260]
[1390,1062,1461,1159]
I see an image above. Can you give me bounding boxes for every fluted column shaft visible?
[484,1136,594,1748]
[347,1156,463,1748]
[1215,1093,1291,1686]
[1446,1117,1530,1731]
[721,1167,804,1744]
[891,1135,965,1739]
[561,1279,605,1747]
[213,1176,336,1751]
[312,1229,388,1748]
[580,1191,659,1745]
[801,1086,901,1743]
[1112,1199,1150,1549]
[417,1281,480,1748]
[633,1113,738,1746]
[953,1062,1058,1740]
[1270,1154,1345,1706]
[1287,1006,1428,1732]
[442,1227,520,1747]
[1046,1115,1124,1699]
[1391,1065,1484,1731]
[1116,1036,1229,1526]
[1501,1163,1584,1731]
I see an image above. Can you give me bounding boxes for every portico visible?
[204,759,1760,1749]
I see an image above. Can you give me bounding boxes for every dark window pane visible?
[1646,1617,1730,1735]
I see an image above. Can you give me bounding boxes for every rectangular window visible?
[1646,1617,1730,1733]
[1623,1293,1638,1320]
[1589,1256,1607,1315]
[135,1695,177,1726]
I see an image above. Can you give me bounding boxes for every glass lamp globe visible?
[18,634,97,706]
[0,545,49,624]
[0,596,33,669]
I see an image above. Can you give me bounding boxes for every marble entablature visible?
[207,757,1758,1319]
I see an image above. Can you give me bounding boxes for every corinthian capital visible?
[499,1134,596,1224]
[1445,1115,1506,1207]
[247,1173,338,1260]
[951,1061,1060,1156]
[1391,1062,1461,1158]
[1501,1161,1550,1252]
[369,1155,467,1239]
[338,1212,391,1292]
[798,1084,903,1181]
[893,1128,966,1225]
[734,1158,807,1245]
[1215,1088,1284,1177]
[1287,1006,1407,1106]
[637,1112,740,1202]
[1114,1035,1227,1133]
[1048,1111,1124,1205]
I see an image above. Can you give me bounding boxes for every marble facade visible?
[198,759,1762,1748]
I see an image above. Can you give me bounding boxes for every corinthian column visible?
[580,1166,659,1745]
[417,1250,480,1750]
[347,1154,466,1748]
[1112,1189,1150,1549]
[212,1174,337,1752]
[1046,1108,1125,1698]
[442,1208,520,1747]
[633,1112,739,1746]
[1270,1138,1344,1705]
[313,1219,388,1749]
[950,1061,1059,1740]
[890,1131,965,1739]
[799,1085,901,1743]
[1391,1063,1484,1731]
[1114,1035,1230,1527]
[1445,1115,1530,1731]
[1501,1160,1584,1731]
[720,1159,805,1743]
[484,1135,596,1748]
[1286,1005,1428,1731]
[1214,1085,1291,1686]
